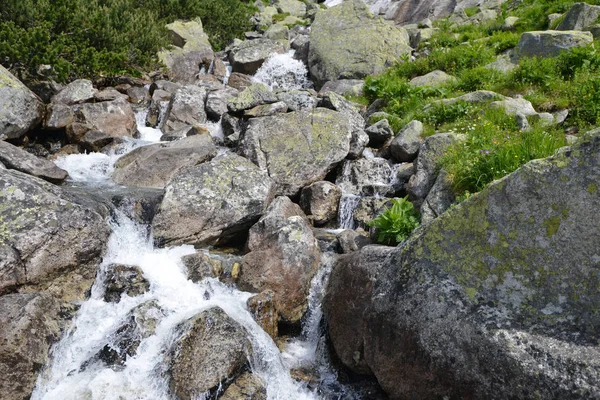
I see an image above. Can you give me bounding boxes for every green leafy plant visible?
[368,197,420,246]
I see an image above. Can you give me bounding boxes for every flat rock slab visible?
[0,141,68,183]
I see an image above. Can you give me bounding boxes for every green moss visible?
[543,216,561,237]
[588,183,598,194]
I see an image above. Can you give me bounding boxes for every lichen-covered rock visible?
[244,101,288,118]
[229,39,286,75]
[557,2,600,31]
[169,307,252,400]
[103,264,150,302]
[152,154,275,247]
[0,65,44,140]
[309,0,411,85]
[514,30,593,60]
[365,118,394,148]
[390,120,423,163]
[72,98,137,138]
[275,0,306,16]
[352,197,393,229]
[319,79,365,97]
[0,169,110,300]
[0,293,65,400]
[0,140,68,183]
[239,108,351,196]
[162,85,209,133]
[51,79,97,105]
[276,89,318,111]
[239,197,321,323]
[326,129,600,399]
[112,134,216,188]
[299,181,342,225]
[406,132,456,206]
[206,87,239,120]
[227,83,278,114]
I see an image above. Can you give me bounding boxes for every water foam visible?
[254,51,310,91]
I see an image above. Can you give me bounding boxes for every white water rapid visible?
[253,51,310,91]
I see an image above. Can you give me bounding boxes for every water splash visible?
[338,194,360,230]
[254,51,310,91]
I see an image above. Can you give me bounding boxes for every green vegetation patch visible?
[368,197,420,246]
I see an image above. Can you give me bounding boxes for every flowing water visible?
[253,51,311,91]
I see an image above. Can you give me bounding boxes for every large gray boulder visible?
[0,293,65,400]
[0,169,110,300]
[325,130,600,399]
[169,307,252,399]
[513,30,593,60]
[239,197,321,323]
[0,65,44,140]
[0,141,68,183]
[390,120,423,163]
[229,39,286,75]
[162,85,209,133]
[152,154,276,247]
[239,108,351,196]
[112,134,216,188]
[51,79,97,105]
[309,0,411,85]
[72,98,137,138]
[557,2,600,31]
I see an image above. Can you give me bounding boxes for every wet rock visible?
[420,169,455,224]
[229,39,286,75]
[182,252,221,282]
[390,120,423,163]
[0,140,68,183]
[44,103,74,130]
[162,85,209,133]
[319,79,365,97]
[0,65,45,140]
[239,108,351,196]
[219,372,267,400]
[313,229,341,253]
[299,181,342,225]
[239,197,321,323]
[409,70,456,87]
[276,89,318,111]
[227,83,278,114]
[169,307,252,399]
[337,230,372,254]
[228,72,254,91]
[0,169,110,300]
[152,153,275,247]
[113,134,216,188]
[309,0,411,85]
[323,246,395,374]
[103,264,150,303]
[365,119,394,148]
[51,79,97,105]
[514,30,593,60]
[247,290,278,339]
[0,293,64,400]
[406,132,456,206]
[336,158,398,197]
[80,130,114,152]
[206,87,239,120]
[72,98,137,138]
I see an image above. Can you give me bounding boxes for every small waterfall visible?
[135,108,164,142]
[253,51,310,91]
[338,194,360,230]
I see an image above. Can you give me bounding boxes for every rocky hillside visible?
[1,0,599,399]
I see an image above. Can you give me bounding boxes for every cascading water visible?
[253,51,311,91]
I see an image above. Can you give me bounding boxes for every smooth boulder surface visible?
[325,130,600,399]
[390,120,423,163]
[0,169,110,300]
[239,197,321,323]
[169,307,252,399]
[514,30,593,60]
[73,98,137,138]
[309,0,411,85]
[112,134,217,188]
[239,108,351,196]
[0,293,64,400]
[0,140,68,183]
[0,65,44,140]
[152,154,275,247]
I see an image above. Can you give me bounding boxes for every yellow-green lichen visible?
[587,183,598,194]
[543,216,561,238]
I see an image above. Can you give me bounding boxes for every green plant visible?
[368,197,420,246]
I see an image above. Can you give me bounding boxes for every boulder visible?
[390,120,423,163]
[336,230,372,254]
[365,119,394,148]
[0,293,64,400]
[244,101,288,118]
[406,133,456,206]
[103,264,150,303]
[353,197,393,229]
[0,65,44,140]
[291,34,310,66]
[206,87,239,120]
[336,158,398,197]
[112,134,217,188]
[309,0,411,85]
[0,169,110,300]
[379,0,458,25]
[299,181,342,225]
[229,39,286,75]
[126,86,150,104]
[44,103,74,130]
[165,18,212,51]
[94,87,128,102]
[72,98,137,138]
[169,307,252,399]
[326,130,600,399]
[228,72,254,91]
[557,2,600,31]
[219,372,267,400]
[160,124,207,142]
[319,79,365,97]
[0,140,68,183]
[513,30,593,60]
[80,130,114,152]
[420,169,455,224]
[276,89,318,111]
[162,85,209,133]
[490,96,538,117]
[51,79,97,105]
[239,197,321,323]
[247,290,278,339]
[152,153,275,247]
[239,108,351,196]
[221,113,244,147]
[227,83,278,114]
[275,0,306,16]
[408,70,457,87]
